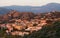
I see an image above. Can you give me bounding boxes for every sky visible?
[0,0,60,6]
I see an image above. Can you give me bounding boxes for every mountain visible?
[0,3,60,14]
[0,7,11,14]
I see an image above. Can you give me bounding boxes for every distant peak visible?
[46,3,60,5]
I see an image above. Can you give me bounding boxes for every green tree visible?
[27,21,60,38]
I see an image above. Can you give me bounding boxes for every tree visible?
[27,21,60,38]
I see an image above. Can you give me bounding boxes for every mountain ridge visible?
[0,3,60,14]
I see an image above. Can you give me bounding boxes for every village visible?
[0,10,60,36]
[0,18,47,36]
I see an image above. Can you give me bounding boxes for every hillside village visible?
[0,10,60,37]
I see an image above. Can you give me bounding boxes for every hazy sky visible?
[0,0,60,6]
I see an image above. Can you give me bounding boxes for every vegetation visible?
[0,20,60,38]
